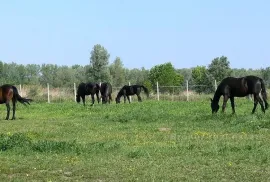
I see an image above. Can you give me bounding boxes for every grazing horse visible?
[76,82,100,106]
[0,84,32,120]
[100,82,112,104]
[211,75,268,114]
[115,85,149,104]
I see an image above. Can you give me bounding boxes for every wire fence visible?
[16,81,221,103]
[16,80,260,103]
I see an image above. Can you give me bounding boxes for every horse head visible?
[76,94,80,103]
[115,97,120,104]
[210,98,219,114]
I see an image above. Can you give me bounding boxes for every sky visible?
[0,0,269,70]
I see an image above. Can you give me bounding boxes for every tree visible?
[54,66,76,87]
[109,57,126,87]
[176,68,192,84]
[149,62,184,92]
[72,64,88,83]
[17,64,27,84]
[125,67,149,85]
[25,64,40,85]
[2,62,21,84]
[192,66,213,93]
[208,56,232,82]
[39,64,58,87]
[89,44,110,82]
[261,67,270,88]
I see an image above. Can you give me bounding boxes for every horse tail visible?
[140,85,149,97]
[260,78,268,110]
[12,86,33,105]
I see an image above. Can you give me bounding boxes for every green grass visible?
[0,99,270,181]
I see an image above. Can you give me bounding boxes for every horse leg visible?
[91,94,95,106]
[127,95,131,103]
[222,95,229,113]
[137,94,142,102]
[123,95,126,103]
[5,103,10,120]
[105,95,108,104]
[230,97,235,114]
[11,100,16,120]
[96,93,100,104]
[109,94,112,104]
[255,94,265,113]
[252,94,259,114]
[82,96,86,106]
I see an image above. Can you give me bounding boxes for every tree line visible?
[0,44,269,93]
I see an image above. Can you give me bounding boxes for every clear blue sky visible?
[0,0,269,69]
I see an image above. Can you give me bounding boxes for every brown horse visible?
[0,84,32,120]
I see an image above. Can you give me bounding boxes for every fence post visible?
[47,83,50,103]
[214,80,217,91]
[186,80,189,101]
[74,83,76,102]
[129,82,132,102]
[156,82,159,101]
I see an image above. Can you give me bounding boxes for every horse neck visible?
[116,89,123,98]
[213,90,222,104]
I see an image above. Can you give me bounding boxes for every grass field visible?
[0,98,270,181]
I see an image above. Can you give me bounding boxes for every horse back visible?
[219,76,263,97]
[85,82,99,95]
[0,84,14,104]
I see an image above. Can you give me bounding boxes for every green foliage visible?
[125,67,150,85]
[25,64,41,85]
[39,64,58,87]
[1,54,270,92]
[192,66,214,93]
[149,62,184,90]
[109,57,126,86]
[208,56,232,82]
[89,44,111,82]
[176,68,192,82]
[261,67,270,88]
[143,80,153,93]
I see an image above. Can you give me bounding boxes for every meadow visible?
[0,98,270,181]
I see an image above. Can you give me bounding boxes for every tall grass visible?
[0,99,269,181]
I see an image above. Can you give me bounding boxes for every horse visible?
[100,82,112,104]
[76,82,100,106]
[115,85,149,104]
[210,75,268,114]
[0,84,32,120]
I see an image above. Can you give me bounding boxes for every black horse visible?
[76,82,100,106]
[100,82,112,104]
[211,75,268,114]
[115,85,149,104]
[0,84,32,120]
